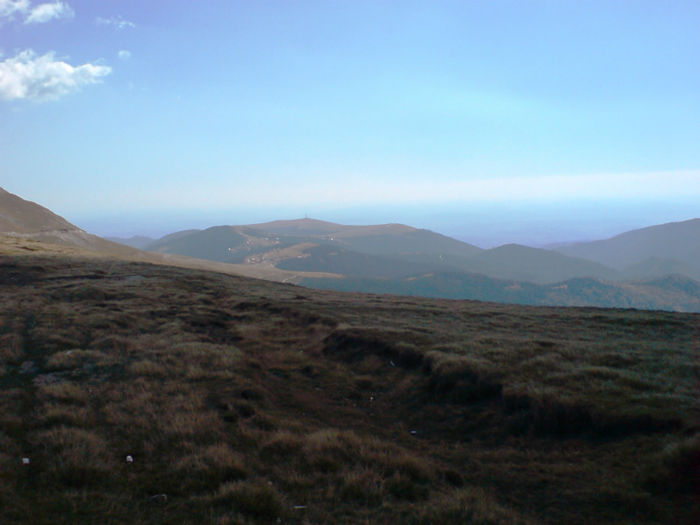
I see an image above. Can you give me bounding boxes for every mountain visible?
[460,244,621,284]
[143,220,626,285]
[3,188,698,312]
[142,219,484,274]
[147,225,254,262]
[301,271,700,312]
[0,189,341,285]
[249,218,483,259]
[621,257,700,281]
[0,187,76,233]
[0,187,142,257]
[276,243,440,279]
[139,216,700,310]
[553,218,700,274]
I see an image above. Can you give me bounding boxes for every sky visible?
[1,0,699,246]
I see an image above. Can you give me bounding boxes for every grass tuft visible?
[212,480,286,520]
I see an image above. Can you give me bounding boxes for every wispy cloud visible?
[0,0,73,24]
[117,50,131,60]
[0,50,111,102]
[96,15,134,30]
[24,1,73,24]
[0,0,30,20]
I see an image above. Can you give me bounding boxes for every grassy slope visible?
[0,234,341,285]
[144,220,484,275]
[554,218,700,271]
[302,271,700,313]
[463,244,621,284]
[0,252,697,524]
[276,244,441,279]
[0,188,75,234]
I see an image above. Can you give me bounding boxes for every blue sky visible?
[1,0,698,245]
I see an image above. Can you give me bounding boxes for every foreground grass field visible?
[0,254,697,524]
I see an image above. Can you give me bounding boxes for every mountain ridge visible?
[2,187,698,312]
[138,217,700,288]
[553,218,700,272]
[0,187,76,234]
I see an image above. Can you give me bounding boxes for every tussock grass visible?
[0,333,24,364]
[45,349,113,370]
[39,404,93,428]
[173,444,248,492]
[260,431,304,459]
[424,353,503,402]
[31,426,114,488]
[646,434,700,494]
[38,382,90,405]
[212,480,286,521]
[414,486,539,525]
[0,254,696,524]
[129,359,167,377]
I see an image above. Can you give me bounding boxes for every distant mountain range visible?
[103,214,700,312]
[2,186,699,311]
[552,219,700,280]
[123,216,700,283]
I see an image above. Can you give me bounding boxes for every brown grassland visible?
[0,251,698,524]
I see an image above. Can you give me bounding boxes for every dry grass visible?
[0,253,697,524]
[31,426,114,488]
[414,486,540,525]
[212,480,287,521]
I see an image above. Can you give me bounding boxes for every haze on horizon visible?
[1,1,698,247]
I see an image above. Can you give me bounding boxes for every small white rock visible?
[126,455,134,463]
[22,457,30,465]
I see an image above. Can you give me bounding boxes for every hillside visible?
[136,217,700,299]
[0,251,697,524]
[4,188,699,311]
[0,188,340,285]
[461,244,621,284]
[147,225,255,262]
[301,271,700,312]
[0,188,144,259]
[249,219,483,259]
[142,219,483,267]
[0,188,75,233]
[139,219,634,288]
[554,218,700,276]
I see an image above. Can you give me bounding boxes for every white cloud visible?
[117,50,131,60]
[24,1,73,23]
[96,15,134,30]
[1,0,74,24]
[0,50,111,102]
[0,0,30,19]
